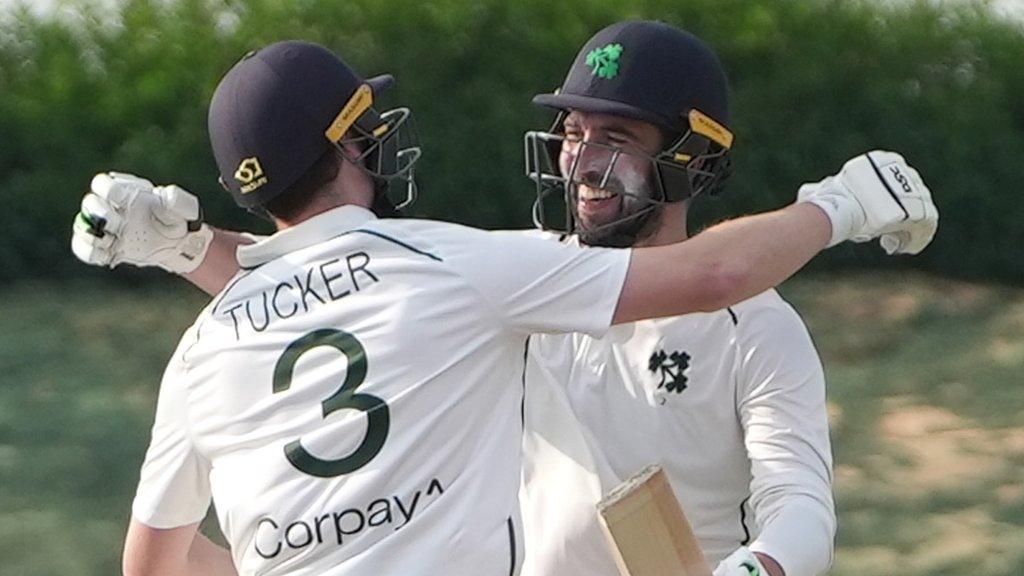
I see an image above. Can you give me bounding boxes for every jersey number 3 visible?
[272,328,390,478]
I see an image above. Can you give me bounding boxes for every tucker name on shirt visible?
[223,250,380,340]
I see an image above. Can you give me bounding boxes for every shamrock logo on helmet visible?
[585,43,624,79]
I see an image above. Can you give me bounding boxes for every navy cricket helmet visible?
[208,41,420,216]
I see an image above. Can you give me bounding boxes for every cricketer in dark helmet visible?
[526,20,732,248]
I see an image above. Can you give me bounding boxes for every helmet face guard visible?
[524,108,733,240]
[337,106,421,214]
[525,129,665,243]
[327,83,422,214]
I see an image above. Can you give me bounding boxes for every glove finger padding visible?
[839,151,938,254]
[71,223,115,266]
[864,153,936,255]
[80,192,126,237]
[859,149,906,167]
[838,153,914,235]
[880,232,905,255]
[90,172,152,207]
[893,215,937,255]
[72,213,115,248]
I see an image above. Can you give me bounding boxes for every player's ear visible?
[337,130,370,165]
[338,140,364,163]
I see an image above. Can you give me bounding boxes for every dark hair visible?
[264,148,343,221]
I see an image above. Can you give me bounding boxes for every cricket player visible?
[519,21,835,576]
[71,41,936,576]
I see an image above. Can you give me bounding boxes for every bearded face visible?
[558,112,666,247]
[568,164,662,247]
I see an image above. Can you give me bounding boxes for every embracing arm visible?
[614,202,829,324]
[124,518,237,576]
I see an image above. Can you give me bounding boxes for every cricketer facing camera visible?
[520,22,834,576]
[72,38,936,576]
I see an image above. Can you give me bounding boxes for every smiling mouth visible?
[576,185,622,223]
[579,186,618,201]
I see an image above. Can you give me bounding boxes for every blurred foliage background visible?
[1,1,1023,575]
[0,0,1022,283]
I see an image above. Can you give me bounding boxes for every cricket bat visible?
[597,464,713,576]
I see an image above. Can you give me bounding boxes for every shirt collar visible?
[236,205,378,269]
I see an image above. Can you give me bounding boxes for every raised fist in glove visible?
[713,547,773,576]
[797,151,938,255]
[72,172,213,274]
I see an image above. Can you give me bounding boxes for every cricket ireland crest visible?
[585,43,624,79]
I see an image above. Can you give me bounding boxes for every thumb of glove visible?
[153,185,202,228]
[880,232,907,255]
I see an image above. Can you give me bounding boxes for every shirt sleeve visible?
[735,299,836,576]
[448,230,631,337]
[131,350,212,529]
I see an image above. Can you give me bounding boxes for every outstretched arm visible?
[73,151,936,313]
[615,202,830,323]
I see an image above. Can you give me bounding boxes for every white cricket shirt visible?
[131,206,630,576]
[520,289,836,576]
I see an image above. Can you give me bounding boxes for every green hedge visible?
[1,0,1021,283]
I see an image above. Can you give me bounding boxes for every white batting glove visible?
[71,172,213,274]
[798,151,938,255]
[713,546,769,576]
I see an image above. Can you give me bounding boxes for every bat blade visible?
[597,464,712,576]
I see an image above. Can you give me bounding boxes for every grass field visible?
[1,272,1022,575]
